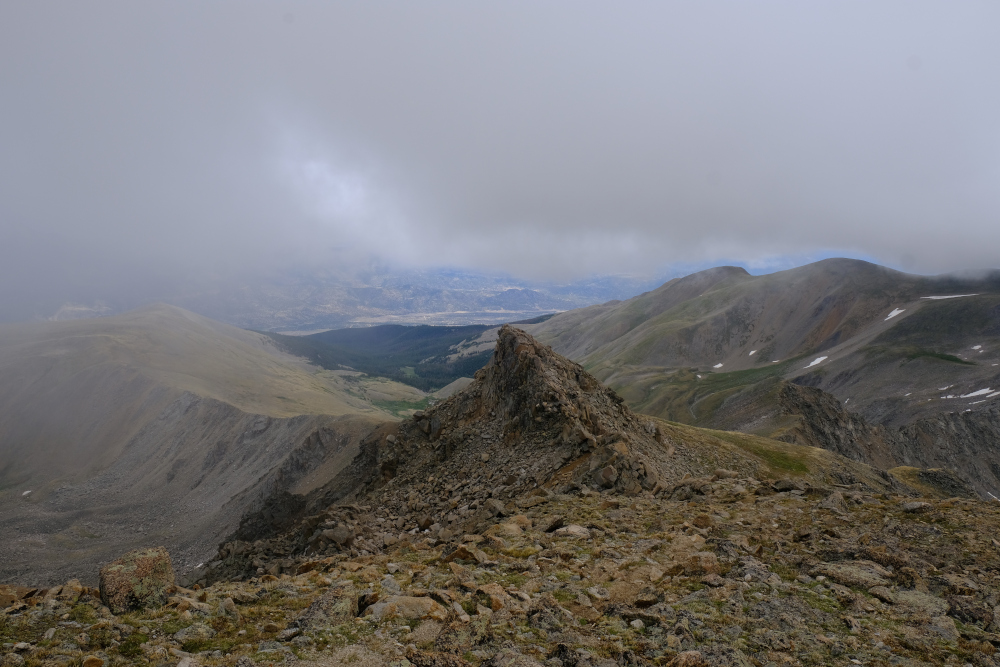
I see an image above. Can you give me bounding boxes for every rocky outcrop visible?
[206,327,915,584]
[776,383,899,467]
[896,408,1000,497]
[776,383,1000,498]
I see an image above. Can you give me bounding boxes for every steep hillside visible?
[520,259,1000,496]
[0,305,396,585]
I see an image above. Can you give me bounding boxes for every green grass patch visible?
[552,589,576,604]
[372,397,431,416]
[117,632,149,658]
[711,432,809,473]
[69,603,98,624]
[905,349,975,365]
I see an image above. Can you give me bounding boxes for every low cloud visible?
[2,2,999,320]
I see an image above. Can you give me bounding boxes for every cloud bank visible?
[2,2,999,319]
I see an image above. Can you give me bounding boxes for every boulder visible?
[322,525,355,547]
[597,465,618,488]
[442,544,489,564]
[173,622,216,644]
[685,552,721,575]
[98,547,175,614]
[809,560,891,590]
[553,524,591,539]
[294,583,364,631]
[365,595,449,621]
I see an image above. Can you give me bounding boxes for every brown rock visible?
[56,579,83,604]
[537,515,565,533]
[597,465,618,488]
[634,586,659,608]
[477,583,513,611]
[98,547,175,614]
[81,657,104,667]
[443,544,489,564]
[685,552,721,575]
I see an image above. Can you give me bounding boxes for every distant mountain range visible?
[151,268,665,332]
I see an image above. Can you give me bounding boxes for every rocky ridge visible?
[5,327,1000,667]
[206,327,913,584]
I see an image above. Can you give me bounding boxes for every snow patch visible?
[804,356,828,369]
[972,345,982,350]
[988,391,1000,398]
[938,385,952,391]
[960,388,993,398]
[921,294,979,300]
[904,393,911,396]
[696,374,702,379]
[749,350,757,356]
[22,490,31,496]
[713,363,724,369]
[885,308,905,320]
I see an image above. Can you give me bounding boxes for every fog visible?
[2,2,999,321]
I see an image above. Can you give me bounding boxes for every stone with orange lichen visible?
[98,546,175,614]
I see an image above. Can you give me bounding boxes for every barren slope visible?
[0,304,395,585]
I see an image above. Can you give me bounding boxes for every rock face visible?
[98,547,175,614]
[777,383,996,497]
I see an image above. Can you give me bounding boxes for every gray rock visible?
[173,622,216,644]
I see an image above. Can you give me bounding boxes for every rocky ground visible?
[3,484,1000,666]
[4,327,1000,666]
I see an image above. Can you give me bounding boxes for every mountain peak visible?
[404,324,670,495]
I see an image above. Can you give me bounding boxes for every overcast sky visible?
[2,2,999,318]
